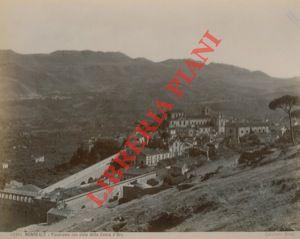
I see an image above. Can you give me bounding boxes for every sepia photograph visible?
[0,0,299,237]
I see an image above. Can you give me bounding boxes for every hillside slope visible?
[0,50,299,120]
[18,144,300,232]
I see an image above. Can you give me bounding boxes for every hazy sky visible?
[0,0,299,77]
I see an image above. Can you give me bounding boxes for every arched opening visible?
[80,181,86,185]
[88,177,94,183]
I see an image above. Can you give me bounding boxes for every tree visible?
[269,95,299,145]
[91,138,120,160]
[70,144,88,165]
[0,176,6,190]
[291,109,300,118]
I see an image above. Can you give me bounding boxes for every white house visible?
[140,149,173,167]
[169,139,185,157]
[281,126,287,136]
[88,137,96,152]
[35,156,45,163]
[169,139,194,157]
[2,163,8,169]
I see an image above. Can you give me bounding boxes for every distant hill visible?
[0,49,299,122]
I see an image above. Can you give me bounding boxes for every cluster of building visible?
[135,107,271,167]
[135,107,224,167]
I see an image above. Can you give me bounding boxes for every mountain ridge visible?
[1,49,299,78]
[0,49,299,123]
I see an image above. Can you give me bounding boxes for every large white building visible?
[169,117,212,128]
[169,108,226,136]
